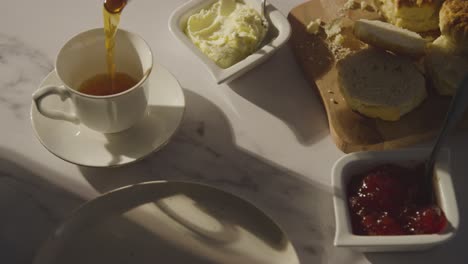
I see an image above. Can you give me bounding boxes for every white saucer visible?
[31,64,185,167]
[33,181,299,264]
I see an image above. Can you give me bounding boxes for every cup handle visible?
[32,85,80,124]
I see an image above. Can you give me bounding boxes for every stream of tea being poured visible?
[78,0,137,96]
[103,0,127,91]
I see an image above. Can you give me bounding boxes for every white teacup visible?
[33,28,153,133]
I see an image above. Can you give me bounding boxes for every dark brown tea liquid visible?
[79,72,138,96]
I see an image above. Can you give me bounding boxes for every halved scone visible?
[425,38,468,96]
[338,48,427,121]
[374,0,444,32]
[439,0,468,54]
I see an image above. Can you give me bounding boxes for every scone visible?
[439,0,468,54]
[430,35,462,54]
[353,19,428,57]
[425,40,468,95]
[338,48,427,121]
[374,0,444,32]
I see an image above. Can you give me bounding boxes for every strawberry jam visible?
[347,164,447,235]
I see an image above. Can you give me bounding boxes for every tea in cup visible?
[33,28,153,133]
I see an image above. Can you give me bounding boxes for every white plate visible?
[30,65,185,167]
[33,181,300,264]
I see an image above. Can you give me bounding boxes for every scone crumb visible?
[360,1,367,9]
[334,34,346,46]
[341,0,375,12]
[360,1,375,12]
[342,0,360,11]
[306,18,322,35]
[328,33,352,60]
[323,18,354,59]
[324,19,343,39]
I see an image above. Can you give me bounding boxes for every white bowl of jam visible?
[332,148,459,252]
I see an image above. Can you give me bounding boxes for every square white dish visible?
[168,0,291,84]
[332,148,459,252]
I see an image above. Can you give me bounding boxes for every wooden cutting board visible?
[288,0,456,153]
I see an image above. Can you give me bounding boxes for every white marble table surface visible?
[0,0,466,263]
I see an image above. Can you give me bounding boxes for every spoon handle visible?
[262,0,266,17]
[427,75,468,171]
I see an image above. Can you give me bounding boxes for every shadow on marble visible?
[103,105,184,165]
[227,47,329,146]
[364,138,468,263]
[78,89,337,264]
[0,147,82,264]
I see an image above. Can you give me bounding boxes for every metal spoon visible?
[425,75,468,195]
[261,0,266,17]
